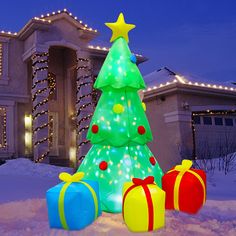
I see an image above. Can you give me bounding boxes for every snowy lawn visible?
[0,158,236,236]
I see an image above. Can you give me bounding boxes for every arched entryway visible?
[47,46,77,166]
[27,42,96,167]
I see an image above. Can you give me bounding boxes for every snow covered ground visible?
[0,158,236,236]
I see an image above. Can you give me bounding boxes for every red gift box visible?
[162,159,206,214]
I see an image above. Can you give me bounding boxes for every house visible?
[143,67,236,171]
[1,9,235,171]
[0,9,145,166]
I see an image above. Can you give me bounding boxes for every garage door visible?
[192,111,236,159]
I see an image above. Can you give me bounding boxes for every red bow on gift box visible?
[132,176,155,186]
[123,176,157,231]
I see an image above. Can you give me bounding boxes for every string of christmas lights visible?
[32,87,48,101]
[48,72,56,97]
[32,98,49,112]
[77,125,90,136]
[31,52,53,163]
[76,57,96,164]
[76,93,93,103]
[0,107,7,149]
[38,9,98,33]
[77,114,93,126]
[31,52,49,60]
[32,59,48,67]
[76,103,93,116]
[32,78,48,90]
[0,43,2,76]
[143,75,236,94]
[33,110,48,120]
[33,122,49,133]
[32,66,49,77]
[191,114,197,160]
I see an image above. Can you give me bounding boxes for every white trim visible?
[164,110,192,123]
[191,105,236,112]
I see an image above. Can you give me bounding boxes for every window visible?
[225,118,233,126]
[193,116,201,124]
[214,117,223,126]
[0,43,2,76]
[203,116,212,125]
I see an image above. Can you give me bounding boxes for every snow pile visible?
[0,158,235,235]
[0,199,235,236]
[207,169,236,200]
[0,158,73,203]
[194,156,236,200]
[0,158,72,177]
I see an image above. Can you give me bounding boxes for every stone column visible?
[31,51,50,163]
[76,50,95,168]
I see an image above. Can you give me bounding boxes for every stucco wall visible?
[145,94,183,171]
[0,36,29,158]
[0,38,27,95]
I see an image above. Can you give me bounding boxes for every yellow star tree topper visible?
[105,13,135,43]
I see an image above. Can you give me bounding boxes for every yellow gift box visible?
[122,176,165,232]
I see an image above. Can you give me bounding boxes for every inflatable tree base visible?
[79,144,163,213]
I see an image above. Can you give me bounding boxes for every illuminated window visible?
[0,43,2,76]
[0,107,7,149]
[24,114,32,155]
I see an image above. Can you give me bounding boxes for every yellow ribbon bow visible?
[174,159,193,172]
[59,172,84,183]
[57,171,99,230]
[168,159,206,211]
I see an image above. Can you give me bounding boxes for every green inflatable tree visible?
[78,13,163,213]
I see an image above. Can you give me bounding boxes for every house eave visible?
[18,19,51,40]
[85,47,147,64]
[144,83,236,101]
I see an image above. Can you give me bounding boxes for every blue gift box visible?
[46,172,101,230]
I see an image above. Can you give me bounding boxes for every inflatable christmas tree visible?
[78,13,163,213]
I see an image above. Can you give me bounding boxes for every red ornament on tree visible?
[149,156,156,166]
[99,161,108,170]
[92,124,99,133]
[138,126,146,135]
